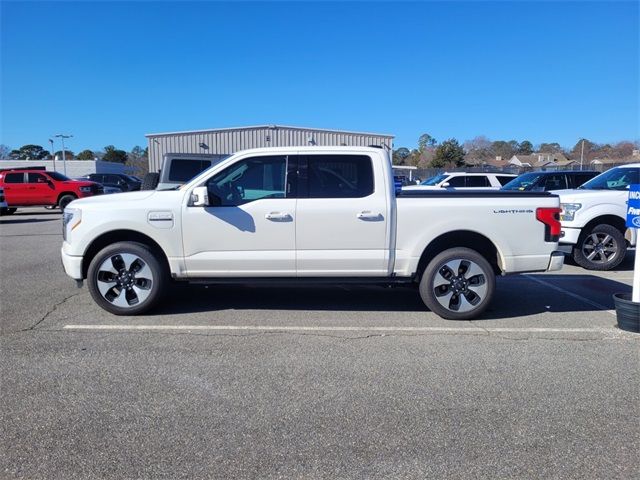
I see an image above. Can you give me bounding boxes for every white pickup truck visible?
[557,163,639,270]
[61,147,564,320]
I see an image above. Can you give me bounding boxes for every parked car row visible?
[0,167,140,215]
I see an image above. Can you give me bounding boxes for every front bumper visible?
[61,246,83,280]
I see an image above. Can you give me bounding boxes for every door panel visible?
[296,154,389,276]
[2,173,27,205]
[27,173,56,205]
[182,155,297,277]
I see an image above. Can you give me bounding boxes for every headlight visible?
[62,208,82,242]
[560,203,582,222]
[79,186,92,193]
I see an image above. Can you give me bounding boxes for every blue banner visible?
[627,184,640,228]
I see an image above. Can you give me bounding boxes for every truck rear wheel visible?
[87,242,166,315]
[572,224,626,271]
[419,247,495,320]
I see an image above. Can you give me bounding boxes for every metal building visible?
[146,125,394,172]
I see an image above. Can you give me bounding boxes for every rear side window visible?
[4,173,24,183]
[465,176,490,187]
[168,159,211,182]
[572,173,597,188]
[496,176,515,186]
[306,155,374,198]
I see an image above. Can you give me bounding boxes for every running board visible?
[183,277,415,286]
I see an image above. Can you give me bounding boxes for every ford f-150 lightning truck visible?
[61,147,564,320]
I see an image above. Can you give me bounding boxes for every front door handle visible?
[357,211,383,221]
[265,212,292,221]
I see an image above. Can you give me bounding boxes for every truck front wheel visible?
[87,242,166,315]
[572,224,626,271]
[419,247,495,320]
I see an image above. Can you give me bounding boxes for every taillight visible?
[536,207,561,242]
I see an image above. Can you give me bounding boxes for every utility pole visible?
[54,134,72,176]
[580,139,585,171]
[49,139,55,172]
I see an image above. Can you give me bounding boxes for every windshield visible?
[579,167,639,191]
[501,173,544,191]
[47,171,71,181]
[420,174,448,186]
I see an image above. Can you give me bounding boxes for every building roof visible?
[146,124,395,139]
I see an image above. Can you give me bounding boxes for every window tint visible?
[306,155,373,198]
[572,173,597,188]
[28,173,47,183]
[542,174,567,190]
[4,173,23,183]
[496,176,515,186]
[169,159,212,182]
[445,176,466,187]
[465,176,490,187]
[206,155,287,206]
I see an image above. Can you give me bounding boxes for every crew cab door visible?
[27,172,56,205]
[2,172,28,205]
[182,154,297,276]
[295,153,390,276]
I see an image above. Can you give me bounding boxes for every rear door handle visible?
[357,211,383,221]
[265,212,292,221]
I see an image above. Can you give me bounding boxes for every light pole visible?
[580,139,585,171]
[54,134,73,175]
[49,139,55,172]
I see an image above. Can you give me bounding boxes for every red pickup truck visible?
[0,167,103,214]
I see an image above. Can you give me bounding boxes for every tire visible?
[1,207,17,216]
[572,224,626,271]
[87,242,166,315]
[419,247,495,320]
[141,172,160,190]
[58,194,76,211]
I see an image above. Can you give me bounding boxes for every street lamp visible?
[54,134,73,175]
[48,139,55,172]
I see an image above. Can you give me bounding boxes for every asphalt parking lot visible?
[1,207,639,479]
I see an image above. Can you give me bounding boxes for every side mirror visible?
[190,186,209,207]
[441,182,451,188]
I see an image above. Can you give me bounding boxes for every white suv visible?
[403,172,516,191]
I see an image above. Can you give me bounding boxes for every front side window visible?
[306,155,374,198]
[542,175,567,190]
[496,175,515,186]
[27,173,48,183]
[206,155,287,206]
[446,176,466,187]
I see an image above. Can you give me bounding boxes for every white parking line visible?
[63,325,621,334]
[523,274,617,316]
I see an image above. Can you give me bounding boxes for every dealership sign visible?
[627,184,640,229]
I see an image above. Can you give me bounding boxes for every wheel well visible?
[57,192,77,203]
[82,230,170,278]
[415,231,500,280]
[581,215,627,236]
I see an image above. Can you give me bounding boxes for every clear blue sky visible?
[1,1,638,153]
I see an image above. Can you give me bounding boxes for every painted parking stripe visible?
[523,274,617,316]
[63,325,623,334]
